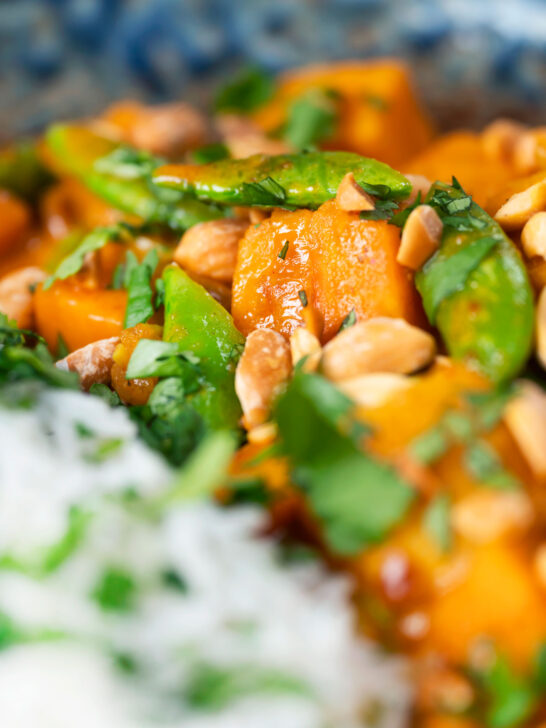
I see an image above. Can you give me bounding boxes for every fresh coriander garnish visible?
[423,494,451,553]
[123,248,160,328]
[215,66,274,113]
[338,309,357,332]
[278,240,289,260]
[241,176,287,207]
[298,289,308,307]
[92,567,137,612]
[283,88,338,150]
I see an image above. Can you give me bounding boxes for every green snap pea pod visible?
[0,141,54,202]
[45,125,223,231]
[153,151,411,208]
[162,264,244,431]
[415,182,534,383]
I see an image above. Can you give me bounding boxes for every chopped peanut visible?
[536,287,546,369]
[235,328,292,430]
[335,172,375,212]
[0,267,47,329]
[130,102,207,157]
[513,127,546,174]
[397,204,443,270]
[56,336,120,390]
[452,490,533,544]
[481,118,527,163]
[226,132,292,159]
[337,372,411,407]
[521,211,546,259]
[289,327,321,372]
[504,380,546,477]
[494,180,546,230]
[247,422,278,446]
[402,174,432,207]
[322,317,436,382]
[173,219,249,283]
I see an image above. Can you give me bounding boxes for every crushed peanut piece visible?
[322,317,436,382]
[397,204,443,270]
[401,174,432,208]
[289,327,321,372]
[131,102,207,157]
[247,422,278,446]
[235,328,292,430]
[335,172,375,212]
[0,266,47,329]
[481,118,527,163]
[337,372,411,407]
[173,218,249,283]
[504,380,546,477]
[494,179,546,230]
[536,287,546,369]
[452,490,533,544]
[521,211,546,260]
[226,132,291,159]
[56,336,120,390]
[513,127,546,174]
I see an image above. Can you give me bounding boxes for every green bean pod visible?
[416,183,534,383]
[153,151,411,208]
[162,264,244,432]
[45,125,223,231]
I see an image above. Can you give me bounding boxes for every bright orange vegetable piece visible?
[406,131,517,208]
[232,199,423,342]
[34,279,126,352]
[0,190,31,257]
[253,60,434,167]
[111,323,163,405]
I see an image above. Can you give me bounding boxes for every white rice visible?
[0,388,412,728]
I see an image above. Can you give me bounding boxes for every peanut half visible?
[322,317,436,382]
[0,266,47,329]
[235,328,292,430]
[335,172,375,212]
[494,180,546,230]
[397,204,443,270]
[57,336,120,390]
[174,218,249,283]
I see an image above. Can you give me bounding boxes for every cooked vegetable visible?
[45,125,223,231]
[0,141,54,202]
[153,151,411,209]
[416,182,534,383]
[160,264,243,432]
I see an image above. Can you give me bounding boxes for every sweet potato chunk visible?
[34,280,127,352]
[406,132,516,208]
[253,60,434,166]
[231,200,422,341]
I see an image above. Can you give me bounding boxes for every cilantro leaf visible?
[423,494,451,553]
[478,653,537,728]
[283,88,338,150]
[275,372,414,554]
[240,176,287,207]
[215,67,274,113]
[45,224,132,289]
[338,309,357,333]
[418,236,499,322]
[123,248,159,328]
[191,143,229,165]
[126,339,201,389]
[92,567,137,612]
[94,145,159,180]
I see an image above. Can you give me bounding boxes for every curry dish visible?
[1,60,546,727]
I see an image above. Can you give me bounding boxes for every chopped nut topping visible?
[481,119,527,163]
[0,266,47,329]
[235,328,292,430]
[289,327,321,372]
[397,204,443,270]
[174,218,249,283]
[401,174,432,208]
[335,172,375,212]
[337,372,411,407]
[57,336,120,390]
[494,180,546,230]
[521,211,546,260]
[452,490,533,543]
[504,380,546,477]
[513,127,546,174]
[322,317,436,382]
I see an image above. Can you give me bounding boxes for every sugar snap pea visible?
[415,182,534,383]
[45,125,223,231]
[153,151,411,208]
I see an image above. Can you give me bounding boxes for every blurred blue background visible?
[1,0,545,141]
